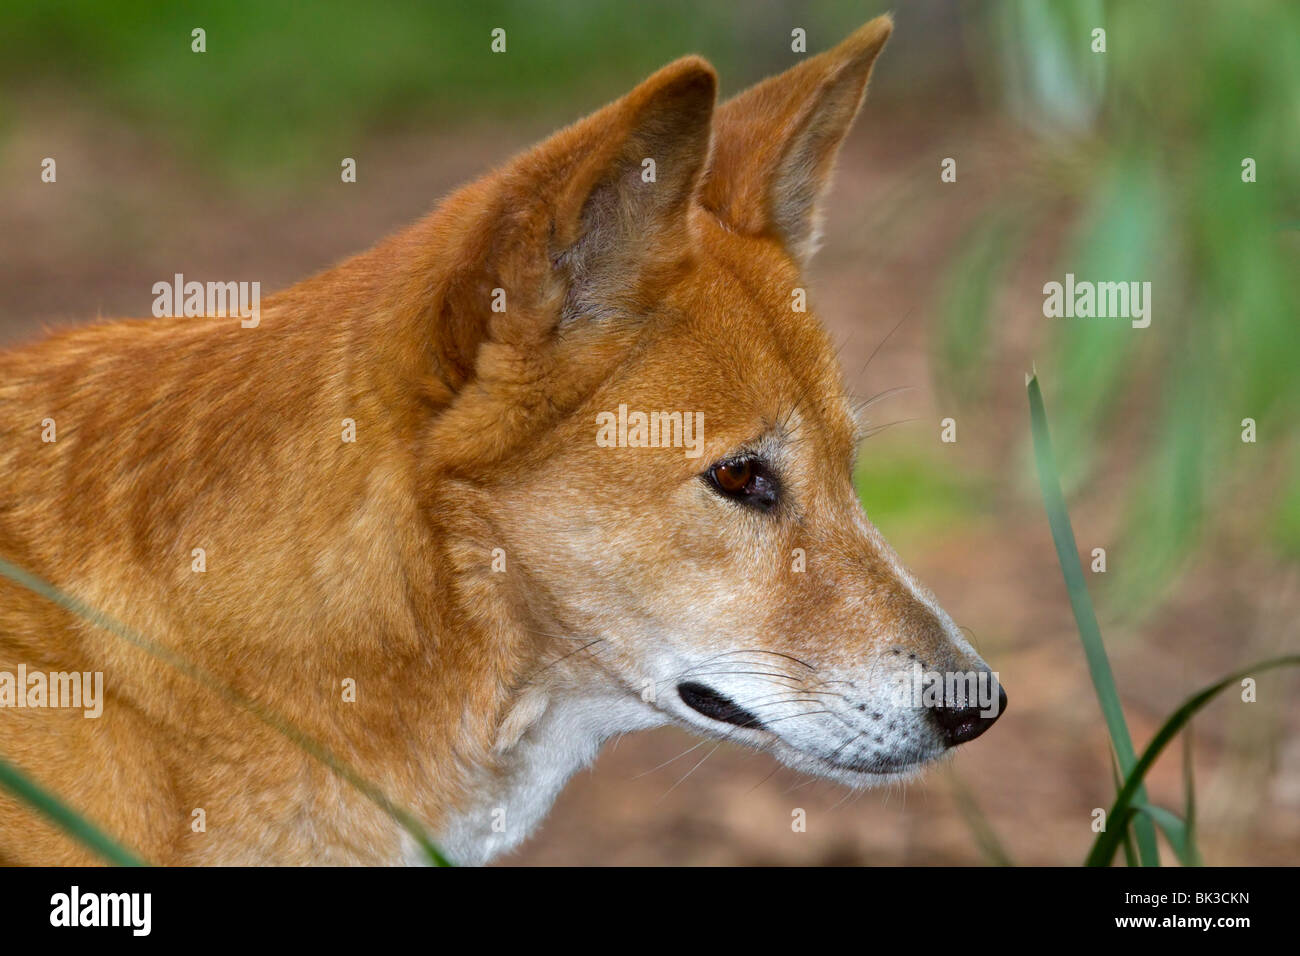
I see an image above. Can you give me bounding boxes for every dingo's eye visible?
[704,457,778,511]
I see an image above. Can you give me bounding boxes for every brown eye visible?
[704,457,779,511]
[713,461,751,492]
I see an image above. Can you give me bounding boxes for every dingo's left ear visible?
[412,57,715,399]
[700,15,892,265]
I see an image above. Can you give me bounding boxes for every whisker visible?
[855,309,914,381]
[633,738,710,778]
[858,417,918,440]
[660,741,725,798]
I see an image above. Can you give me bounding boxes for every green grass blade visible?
[1133,803,1196,866]
[1085,654,1300,866]
[1119,819,1139,868]
[0,555,452,867]
[0,754,146,866]
[1026,372,1159,865]
[946,768,1015,866]
[1181,728,1202,866]
[1109,752,1138,867]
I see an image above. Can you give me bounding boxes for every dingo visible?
[0,15,1004,865]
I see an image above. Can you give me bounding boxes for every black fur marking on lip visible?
[677,682,766,730]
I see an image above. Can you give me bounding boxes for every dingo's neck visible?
[423,681,663,865]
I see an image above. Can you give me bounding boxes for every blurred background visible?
[1,0,1297,865]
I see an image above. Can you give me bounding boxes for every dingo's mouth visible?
[774,742,944,784]
[672,679,941,781]
[676,681,766,729]
[669,670,1004,784]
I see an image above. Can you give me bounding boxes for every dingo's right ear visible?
[543,56,716,327]
[412,57,716,397]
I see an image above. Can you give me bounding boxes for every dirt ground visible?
[2,94,1297,866]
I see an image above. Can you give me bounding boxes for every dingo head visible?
[420,15,1004,786]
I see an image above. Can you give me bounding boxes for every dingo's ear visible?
[545,56,716,325]
[700,15,891,265]
[418,57,715,395]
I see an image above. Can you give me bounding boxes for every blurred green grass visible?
[939,0,1300,609]
[855,445,985,545]
[0,0,878,185]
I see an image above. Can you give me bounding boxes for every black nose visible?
[931,685,1007,746]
